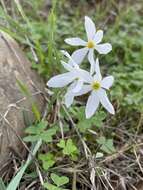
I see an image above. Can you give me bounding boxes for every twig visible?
[133,146,143,175]
[72,170,77,190]
[101,170,114,190]
[100,143,130,163]
[36,164,44,186]
[136,113,143,137]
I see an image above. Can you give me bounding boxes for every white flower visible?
[65,16,112,74]
[47,51,92,95]
[65,81,91,108]
[65,58,115,118]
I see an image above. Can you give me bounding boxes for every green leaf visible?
[95,152,104,158]
[57,139,78,160]
[44,183,63,190]
[23,135,40,142]
[23,110,33,127]
[31,103,41,122]
[92,111,107,128]
[7,140,42,190]
[24,121,57,143]
[75,108,107,132]
[57,139,65,148]
[25,126,41,135]
[63,139,77,155]
[25,121,48,135]
[51,173,69,187]
[40,128,57,142]
[0,178,6,190]
[97,137,116,154]
[38,153,56,170]
[97,136,106,144]
[77,120,93,133]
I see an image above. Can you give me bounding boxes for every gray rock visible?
[0,31,45,168]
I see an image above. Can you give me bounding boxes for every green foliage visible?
[111,68,143,112]
[51,173,69,187]
[71,107,107,132]
[44,183,63,190]
[44,173,69,190]
[7,140,42,190]
[31,103,41,122]
[95,152,104,158]
[23,121,57,143]
[104,6,143,112]
[30,0,61,77]
[0,178,6,190]
[0,0,61,79]
[38,153,56,170]
[57,139,79,160]
[96,137,116,154]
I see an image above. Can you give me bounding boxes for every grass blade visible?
[7,140,42,190]
[0,178,6,190]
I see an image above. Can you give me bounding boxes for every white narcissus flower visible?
[65,16,112,74]
[65,58,115,118]
[65,81,92,108]
[47,51,92,97]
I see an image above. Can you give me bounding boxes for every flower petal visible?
[61,61,73,71]
[75,85,91,96]
[61,50,78,67]
[94,58,102,81]
[65,37,86,46]
[101,76,114,90]
[85,91,100,118]
[95,43,112,54]
[65,83,91,107]
[88,49,95,75]
[72,79,84,93]
[70,47,88,65]
[97,89,115,114]
[47,72,76,88]
[77,69,93,83]
[93,30,103,44]
[65,91,74,108]
[85,16,96,40]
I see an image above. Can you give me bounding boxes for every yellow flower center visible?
[76,77,79,81]
[87,40,95,48]
[91,81,101,90]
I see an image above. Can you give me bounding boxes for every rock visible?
[0,31,45,168]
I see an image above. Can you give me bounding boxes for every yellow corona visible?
[87,40,95,48]
[91,81,101,90]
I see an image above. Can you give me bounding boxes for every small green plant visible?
[57,139,79,160]
[38,153,56,171]
[96,136,116,154]
[44,173,69,190]
[23,121,57,142]
[71,107,107,132]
